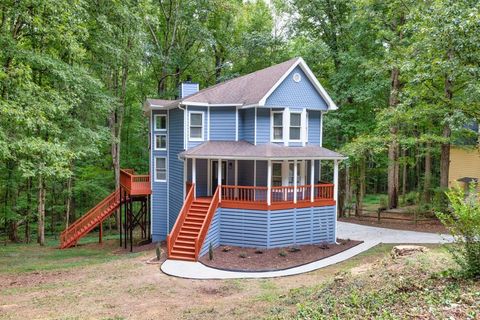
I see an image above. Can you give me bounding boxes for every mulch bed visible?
[339,216,447,234]
[199,239,362,272]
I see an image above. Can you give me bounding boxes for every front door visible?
[211,160,227,194]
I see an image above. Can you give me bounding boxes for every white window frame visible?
[154,133,167,151]
[289,111,302,142]
[189,111,204,141]
[154,114,167,131]
[271,110,284,142]
[154,157,167,182]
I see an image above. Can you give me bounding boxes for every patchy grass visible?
[265,246,480,319]
[0,234,137,274]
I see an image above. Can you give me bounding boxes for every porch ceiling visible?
[180,140,346,160]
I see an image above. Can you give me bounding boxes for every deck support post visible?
[310,160,315,202]
[99,222,103,244]
[218,158,222,202]
[192,158,196,199]
[119,187,122,247]
[267,160,272,206]
[293,159,298,204]
[333,160,339,202]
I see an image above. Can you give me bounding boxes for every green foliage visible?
[437,185,480,278]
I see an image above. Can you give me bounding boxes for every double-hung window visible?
[154,114,167,131]
[289,112,301,141]
[189,112,204,141]
[272,162,283,186]
[272,111,283,141]
[155,157,167,181]
[154,134,167,150]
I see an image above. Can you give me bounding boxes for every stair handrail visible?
[167,183,195,256]
[61,190,119,236]
[194,186,220,260]
[60,189,120,248]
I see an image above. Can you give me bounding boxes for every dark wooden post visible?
[99,222,103,244]
[119,188,122,247]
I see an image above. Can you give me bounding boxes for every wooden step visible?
[179,230,198,237]
[181,226,201,232]
[169,254,195,261]
[170,249,196,258]
[175,239,195,246]
[173,244,196,252]
[188,211,207,217]
[185,217,205,223]
[183,221,203,227]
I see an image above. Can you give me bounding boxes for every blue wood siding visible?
[168,107,185,232]
[198,205,336,257]
[186,106,207,149]
[239,108,255,144]
[256,108,270,144]
[199,210,221,256]
[210,107,236,141]
[180,83,199,98]
[151,110,168,241]
[265,66,328,110]
[308,110,321,145]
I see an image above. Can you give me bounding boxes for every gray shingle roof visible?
[180,141,345,160]
[146,58,300,108]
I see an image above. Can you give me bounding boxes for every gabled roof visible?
[145,57,337,110]
[180,141,345,160]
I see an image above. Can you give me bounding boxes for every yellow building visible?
[448,146,480,190]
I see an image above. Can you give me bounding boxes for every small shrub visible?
[278,250,287,257]
[238,252,247,258]
[402,191,419,206]
[155,245,161,261]
[288,247,301,253]
[208,242,213,261]
[432,187,449,213]
[436,184,480,278]
[378,195,388,210]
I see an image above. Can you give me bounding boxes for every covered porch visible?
[181,141,344,210]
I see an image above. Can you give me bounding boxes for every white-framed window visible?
[272,162,283,186]
[154,134,167,150]
[189,111,204,141]
[288,162,302,186]
[154,114,167,131]
[289,112,302,141]
[154,157,167,182]
[272,111,284,141]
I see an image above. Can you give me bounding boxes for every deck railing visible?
[221,184,335,209]
[120,169,151,195]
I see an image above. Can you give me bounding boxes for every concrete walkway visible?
[160,222,454,280]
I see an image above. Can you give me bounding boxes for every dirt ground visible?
[0,241,392,320]
[339,215,447,234]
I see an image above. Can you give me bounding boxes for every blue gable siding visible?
[239,108,255,144]
[210,107,236,141]
[256,108,270,144]
[151,110,168,241]
[168,107,185,232]
[308,110,322,145]
[265,66,328,110]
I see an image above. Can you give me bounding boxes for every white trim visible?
[283,108,289,145]
[181,102,242,107]
[293,159,298,203]
[188,110,205,141]
[310,160,315,202]
[301,109,307,146]
[258,58,337,110]
[166,109,170,233]
[154,114,167,131]
[149,109,153,236]
[320,111,323,147]
[254,107,257,145]
[207,105,210,140]
[270,110,284,143]
[184,155,347,161]
[153,133,167,151]
[333,160,339,201]
[154,156,167,182]
[267,160,272,205]
[217,159,222,202]
[192,158,196,198]
[235,107,239,141]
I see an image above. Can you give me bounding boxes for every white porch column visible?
[218,159,222,202]
[253,160,257,201]
[293,159,298,203]
[333,160,339,201]
[234,159,238,198]
[267,160,272,205]
[192,158,196,198]
[310,160,315,202]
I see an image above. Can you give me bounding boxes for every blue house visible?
[144,57,345,261]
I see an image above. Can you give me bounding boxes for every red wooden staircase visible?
[60,190,122,249]
[167,184,220,261]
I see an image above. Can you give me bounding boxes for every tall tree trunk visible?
[401,147,407,201]
[25,177,31,243]
[65,175,72,228]
[423,142,432,203]
[355,158,366,216]
[440,63,454,189]
[37,176,45,246]
[338,167,346,217]
[388,67,401,209]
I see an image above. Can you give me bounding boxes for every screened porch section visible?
[184,158,338,210]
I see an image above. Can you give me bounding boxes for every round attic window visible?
[293,72,302,82]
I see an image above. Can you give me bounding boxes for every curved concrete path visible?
[160,222,453,279]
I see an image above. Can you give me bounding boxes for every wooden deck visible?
[120,169,151,196]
